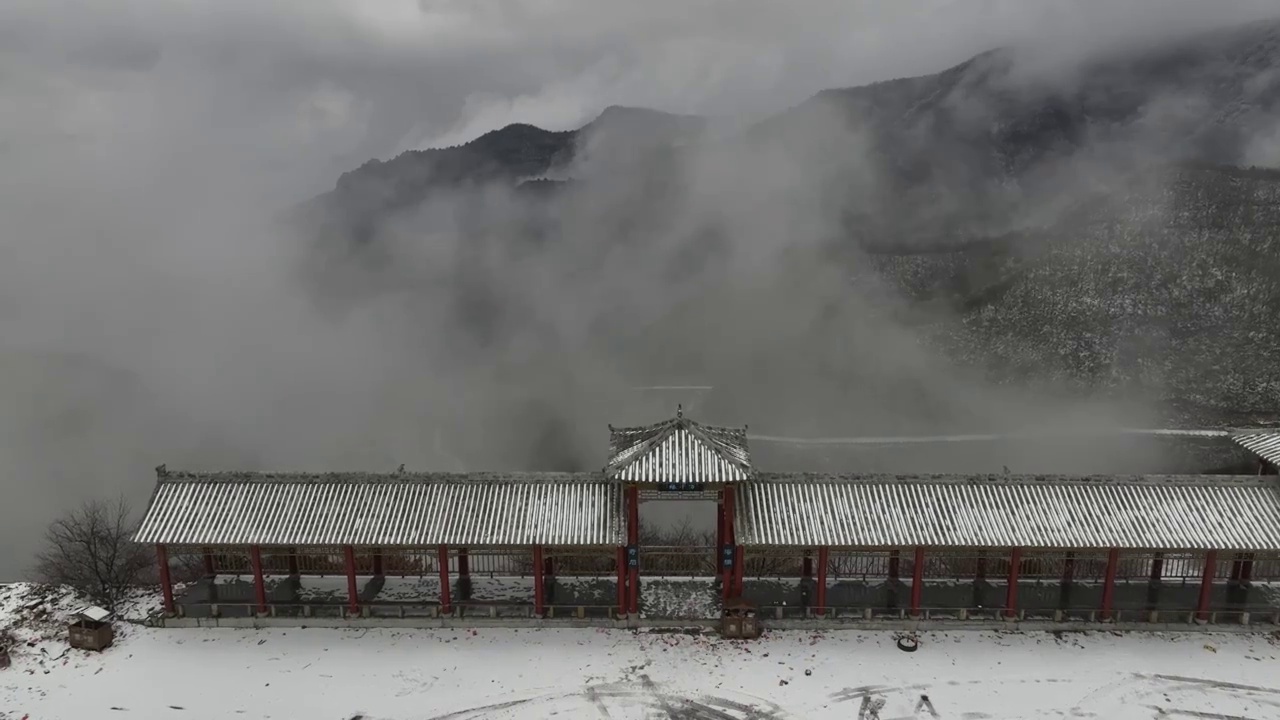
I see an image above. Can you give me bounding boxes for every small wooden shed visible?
[68,606,114,652]
[720,598,761,639]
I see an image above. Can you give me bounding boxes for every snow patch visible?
[7,582,1280,719]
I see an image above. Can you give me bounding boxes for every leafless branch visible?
[33,497,153,609]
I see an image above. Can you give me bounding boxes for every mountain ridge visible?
[289,18,1280,439]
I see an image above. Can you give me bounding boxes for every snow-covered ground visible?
[4,583,1280,719]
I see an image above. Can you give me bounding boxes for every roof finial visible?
[155,463,168,478]
[677,404,683,419]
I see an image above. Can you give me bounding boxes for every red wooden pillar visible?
[1196,550,1217,622]
[888,550,901,581]
[372,548,384,577]
[815,546,829,616]
[733,545,745,597]
[1005,547,1022,619]
[910,546,925,617]
[1100,548,1119,620]
[975,554,987,581]
[343,545,359,615]
[437,545,452,615]
[202,547,216,578]
[616,546,628,616]
[802,550,813,579]
[1150,552,1163,582]
[250,545,267,614]
[721,485,737,602]
[715,501,725,561]
[286,547,299,576]
[156,545,175,615]
[457,548,470,579]
[626,485,640,615]
[1062,551,1075,584]
[533,545,546,618]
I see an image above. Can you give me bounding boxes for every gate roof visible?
[1234,431,1280,469]
[606,414,751,484]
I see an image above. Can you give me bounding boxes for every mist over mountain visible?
[293,18,1280,448]
[307,19,1280,236]
[5,2,1280,582]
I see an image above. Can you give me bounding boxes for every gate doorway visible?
[607,411,752,619]
[636,484,724,619]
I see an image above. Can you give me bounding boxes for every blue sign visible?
[721,546,735,570]
[627,546,639,569]
[658,482,706,492]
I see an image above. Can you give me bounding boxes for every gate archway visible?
[607,411,752,618]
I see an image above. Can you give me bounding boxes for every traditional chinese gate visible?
[607,412,753,618]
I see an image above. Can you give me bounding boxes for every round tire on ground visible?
[896,636,919,652]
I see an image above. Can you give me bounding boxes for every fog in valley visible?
[3,1,1279,579]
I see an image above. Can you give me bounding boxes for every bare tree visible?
[34,497,153,609]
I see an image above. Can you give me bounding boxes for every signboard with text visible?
[657,482,706,493]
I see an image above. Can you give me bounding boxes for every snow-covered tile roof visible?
[606,414,751,484]
[134,472,624,547]
[735,474,1280,550]
[1232,431,1280,468]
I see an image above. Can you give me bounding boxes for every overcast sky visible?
[0,1,1277,579]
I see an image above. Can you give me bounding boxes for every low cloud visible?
[1,0,1276,578]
